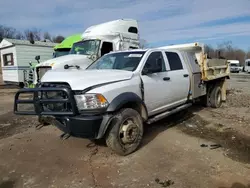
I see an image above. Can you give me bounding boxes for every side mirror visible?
[142,67,161,75]
[35,55,40,61]
[141,69,149,75]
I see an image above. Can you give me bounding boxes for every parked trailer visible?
[14,42,230,156]
[0,38,57,87]
[245,59,250,73]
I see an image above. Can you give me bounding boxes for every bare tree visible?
[234,49,246,66]
[24,28,41,41]
[52,35,65,43]
[32,28,41,41]
[15,31,25,40]
[0,25,17,40]
[24,30,35,43]
[43,32,52,41]
[204,44,216,58]
[246,48,250,59]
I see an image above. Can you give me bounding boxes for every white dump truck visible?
[34,19,140,84]
[14,42,230,156]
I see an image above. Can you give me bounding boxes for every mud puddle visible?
[178,113,250,164]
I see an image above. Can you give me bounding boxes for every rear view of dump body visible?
[201,57,229,81]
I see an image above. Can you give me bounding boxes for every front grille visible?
[41,82,73,113]
[14,83,78,116]
[37,66,52,81]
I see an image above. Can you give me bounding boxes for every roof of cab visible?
[107,48,181,55]
[82,19,139,40]
[54,34,82,50]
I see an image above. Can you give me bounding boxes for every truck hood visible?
[36,54,93,70]
[41,69,133,90]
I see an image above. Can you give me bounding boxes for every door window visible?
[101,42,113,56]
[142,52,166,74]
[165,52,183,71]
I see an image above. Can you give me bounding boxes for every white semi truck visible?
[34,19,140,84]
[14,42,230,156]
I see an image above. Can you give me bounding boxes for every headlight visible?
[74,93,109,110]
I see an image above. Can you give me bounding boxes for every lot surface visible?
[0,73,250,188]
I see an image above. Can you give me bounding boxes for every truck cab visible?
[53,34,82,58]
[34,19,140,84]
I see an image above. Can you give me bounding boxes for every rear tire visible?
[105,108,143,156]
[210,85,222,108]
[200,86,212,107]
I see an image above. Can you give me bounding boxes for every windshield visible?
[87,51,145,71]
[69,40,100,56]
[230,63,239,67]
[53,49,70,58]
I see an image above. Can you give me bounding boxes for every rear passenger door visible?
[141,51,176,116]
[164,51,190,103]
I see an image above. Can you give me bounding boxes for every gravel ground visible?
[0,73,249,188]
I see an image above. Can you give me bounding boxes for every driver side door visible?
[141,51,176,116]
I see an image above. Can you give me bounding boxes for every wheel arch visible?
[107,92,148,121]
[96,92,148,139]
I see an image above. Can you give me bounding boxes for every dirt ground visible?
[0,74,250,188]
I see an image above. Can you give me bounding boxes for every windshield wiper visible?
[64,64,80,70]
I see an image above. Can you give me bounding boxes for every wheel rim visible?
[119,118,140,145]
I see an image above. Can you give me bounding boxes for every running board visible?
[146,103,192,124]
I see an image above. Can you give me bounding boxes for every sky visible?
[0,0,250,50]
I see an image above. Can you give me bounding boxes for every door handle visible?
[183,74,189,77]
[163,77,170,81]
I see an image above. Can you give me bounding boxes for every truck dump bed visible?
[159,42,230,81]
[201,56,229,81]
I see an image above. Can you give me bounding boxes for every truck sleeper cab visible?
[35,19,140,85]
[14,46,229,156]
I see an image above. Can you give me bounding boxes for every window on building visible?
[165,52,183,71]
[3,53,14,66]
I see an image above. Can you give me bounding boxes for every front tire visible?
[105,108,143,156]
